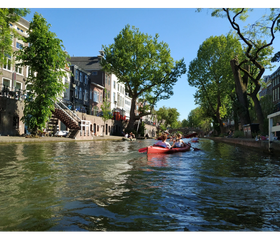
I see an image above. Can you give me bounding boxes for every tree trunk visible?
[233,109,239,131]
[127,97,136,131]
[251,93,265,134]
[230,58,251,127]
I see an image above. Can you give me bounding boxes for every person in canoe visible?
[171,133,186,148]
[154,133,171,149]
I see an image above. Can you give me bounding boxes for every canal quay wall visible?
[0,135,125,144]
[207,137,280,155]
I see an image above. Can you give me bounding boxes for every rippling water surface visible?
[1,139,280,231]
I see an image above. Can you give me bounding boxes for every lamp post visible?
[72,83,76,111]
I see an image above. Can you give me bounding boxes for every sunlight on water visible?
[0,139,280,231]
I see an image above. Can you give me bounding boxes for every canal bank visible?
[207,137,280,155]
[0,135,125,144]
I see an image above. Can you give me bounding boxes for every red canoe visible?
[146,143,191,154]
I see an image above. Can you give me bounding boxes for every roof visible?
[69,56,103,71]
[91,82,104,89]
[18,17,30,28]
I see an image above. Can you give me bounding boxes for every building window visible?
[16,65,22,74]
[113,92,116,103]
[85,75,88,85]
[15,82,21,90]
[3,54,12,71]
[79,87,82,100]
[17,27,23,33]
[75,87,78,98]
[107,90,110,99]
[90,90,92,100]
[100,92,103,103]
[16,42,23,49]
[92,71,97,75]
[3,79,11,88]
[113,81,115,89]
[84,90,88,101]
[93,91,99,103]
[79,72,83,82]
[75,69,79,80]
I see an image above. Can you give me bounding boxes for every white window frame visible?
[3,55,12,71]
[84,89,88,101]
[75,87,78,99]
[93,91,99,103]
[79,87,82,100]
[16,65,23,75]
[16,42,23,49]
[100,92,102,103]
[3,78,11,90]
[15,81,22,90]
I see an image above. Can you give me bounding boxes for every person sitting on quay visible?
[154,133,171,149]
[129,132,135,138]
[227,130,233,138]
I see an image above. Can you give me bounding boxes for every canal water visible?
[1,138,280,231]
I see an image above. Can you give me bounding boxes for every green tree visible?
[101,24,186,131]
[0,8,30,72]
[16,13,70,134]
[166,107,180,128]
[187,34,242,134]
[156,106,180,129]
[210,8,280,133]
[156,106,168,127]
[100,89,112,135]
[181,119,188,128]
[187,107,212,132]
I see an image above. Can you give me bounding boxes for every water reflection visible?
[0,139,280,231]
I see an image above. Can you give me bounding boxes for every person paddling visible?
[171,133,186,148]
[154,133,171,149]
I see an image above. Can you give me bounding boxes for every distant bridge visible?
[168,127,205,137]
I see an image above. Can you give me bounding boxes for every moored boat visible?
[122,137,136,141]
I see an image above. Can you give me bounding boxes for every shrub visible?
[233,130,244,138]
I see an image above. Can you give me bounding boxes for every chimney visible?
[99,50,104,56]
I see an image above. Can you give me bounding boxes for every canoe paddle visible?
[187,142,200,151]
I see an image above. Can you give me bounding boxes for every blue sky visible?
[20,6,280,121]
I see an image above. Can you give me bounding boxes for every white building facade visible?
[111,74,127,116]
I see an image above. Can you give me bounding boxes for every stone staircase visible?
[51,99,82,139]
[46,114,58,136]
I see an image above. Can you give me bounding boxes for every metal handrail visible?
[52,98,81,125]
[56,97,82,122]
[54,102,80,126]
